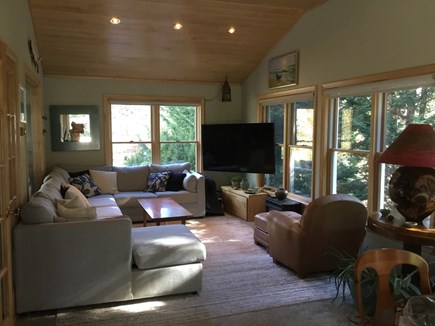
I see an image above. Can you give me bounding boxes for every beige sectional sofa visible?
[13,163,207,313]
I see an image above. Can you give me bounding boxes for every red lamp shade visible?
[378,124,435,168]
[378,124,435,222]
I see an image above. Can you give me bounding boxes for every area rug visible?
[57,215,355,325]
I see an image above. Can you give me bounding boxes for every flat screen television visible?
[202,123,275,174]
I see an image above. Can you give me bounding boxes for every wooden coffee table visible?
[138,198,193,227]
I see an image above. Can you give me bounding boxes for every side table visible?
[266,197,302,214]
[221,186,267,221]
[367,211,435,255]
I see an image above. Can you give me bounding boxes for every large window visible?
[381,87,435,209]
[326,75,435,211]
[106,97,203,170]
[330,95,371,204]
[260,92,314,199]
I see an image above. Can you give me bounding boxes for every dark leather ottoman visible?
[254,212,269,251]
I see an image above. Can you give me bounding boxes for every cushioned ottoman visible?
[254,212,269,251]
[130,224,206,299]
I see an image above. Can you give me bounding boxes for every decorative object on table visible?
[230,175,242,189]
[274,187,288,200]
[244,188,257,194]
[240,178,249,190]
[378,124,435,223]
[403,295,435,325]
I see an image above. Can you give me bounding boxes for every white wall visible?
[0,0,43,84]
[242,0,435,122]
[44,77,242,168]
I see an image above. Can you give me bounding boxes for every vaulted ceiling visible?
[28,0,328,84]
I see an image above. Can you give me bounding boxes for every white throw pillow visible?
[57,196,87,209]
[89,170,118,194]
[183,171,197,193]
[64,184,91,207]
[56,202,97,221]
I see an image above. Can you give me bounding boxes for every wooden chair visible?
[354,248,432,325]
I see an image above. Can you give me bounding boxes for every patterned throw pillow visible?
[145,172,170,192]
[69,173,102,198]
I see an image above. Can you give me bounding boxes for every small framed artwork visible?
[268,51,298,88]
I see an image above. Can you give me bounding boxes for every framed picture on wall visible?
[50,105,100,151]
[268,51,298,88]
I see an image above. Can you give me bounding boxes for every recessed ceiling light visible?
[173,22,183,30]
[228,26,236,34]
[110,17,121,24]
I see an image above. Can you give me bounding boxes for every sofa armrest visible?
[190,171,206,216]
[13,216,133,313]
[267,210,303,261]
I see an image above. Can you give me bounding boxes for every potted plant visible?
[330,249,423,319]
[230,175,242,189]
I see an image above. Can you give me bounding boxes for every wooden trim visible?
[258,86,316,101]
[322,64,435,90]
[24,65,45,189]
[196,99,204,172]
[311,85,323,198]
[102,94,204,104]
[43,73,232,86]
[151,104,160,164]
[103,96,112,165]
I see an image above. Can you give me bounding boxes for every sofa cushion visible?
[149,162,191,173]
[69,173,102,198]
[95,206,123,219]
[90,170,119,194]
[20,196,56,224]
[87,195,117,207]
[112,165,150,192]
[166,172,186,191]
[43,166,70,184]
[37,178,64,203]
[132,225,206,270]
[145,172,170,192]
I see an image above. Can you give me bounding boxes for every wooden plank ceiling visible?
[28,0,328,83]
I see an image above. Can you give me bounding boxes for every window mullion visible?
[151,104,160,164]
[282,103,291,189]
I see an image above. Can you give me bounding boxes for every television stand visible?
[221,186,267,221]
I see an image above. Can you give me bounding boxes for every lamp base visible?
[389,166,435,223]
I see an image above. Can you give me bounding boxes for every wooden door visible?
[0,42,19,326]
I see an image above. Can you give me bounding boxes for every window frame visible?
[257,87,315,203]
[324,73,435,213]
[103,95,204,170]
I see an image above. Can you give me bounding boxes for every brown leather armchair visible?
[267,194,368,278]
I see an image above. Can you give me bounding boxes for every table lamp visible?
[378,124,435,223]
